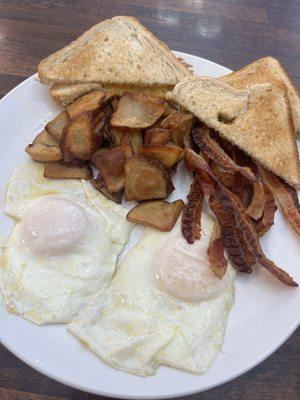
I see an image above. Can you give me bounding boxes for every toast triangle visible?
[38,16,191,89]
[167,77,300,188]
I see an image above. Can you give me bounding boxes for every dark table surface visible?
[0,1,299,399]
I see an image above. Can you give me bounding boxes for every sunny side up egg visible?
[69,213,236,376]
[0,162,133,325]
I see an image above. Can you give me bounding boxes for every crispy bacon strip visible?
[209,195,254,273]
[246,180,265,220]
[254,184,277,236]
[208,223,228,279]
[260,167,300,236]
[186,148,298,287]
[181,175,204,244]
[192,127,257,182]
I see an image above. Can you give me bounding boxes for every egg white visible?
[69,213,235,376]
[0,162,133,324]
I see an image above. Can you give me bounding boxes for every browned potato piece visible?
[110,93,166,128]
[137,145,183,168]
[92,103,113,150]
[91,174,123,204]
[33,130,59,146]
[162,102,178,117]
[91,148,109,166]
[127,200,184,231]
[160,112,193,147]
[93,144,132,193]
[61,112,93,162]
[144,128,171,145]
[125,156,174,201]
[44,162,92,179]
[25,129,62,162]
[25,143,62,162]
[66,90,108,120]
[45,111,70,141]
[109,127,142,153]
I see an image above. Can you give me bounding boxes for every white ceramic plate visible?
[0,52,299,399]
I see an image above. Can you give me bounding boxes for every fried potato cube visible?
[25,143,62,162]
[91,174,123,204]
[92,144,132,193]
[124,156,174,201]
[25,129,62,162]
[44,162,92,179]
[110,93,166,128]
[160,112,193,147]
[66,90,108,120]
[144,128,171,145]
[109,127,142,153]
[61,112,93,162]
[137,145,183,168]
[45,111,70,141]
[127,200,184,231]
[33,129,59,146]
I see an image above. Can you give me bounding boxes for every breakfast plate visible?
[0,51,299,399]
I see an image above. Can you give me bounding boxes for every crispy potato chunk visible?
[91,174,123,204]
[110,93,166,128]
[109,127,142,153]
[144,128,171,145]
[33,130,59,146]
[160,112,193,147]
[61,112,93,161]
[25,143,62,162]
[125,156,174,201]
[137,145,183,168]
[25,130,62,162]
[45,111,70,141]
[92,103,113,150]
[127,200,184,231]
[93,144,132,193]
[66,90,109,120]
[44,162,92,179]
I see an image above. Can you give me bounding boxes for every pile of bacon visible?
[181,124,299,287]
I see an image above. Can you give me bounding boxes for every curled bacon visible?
[208,223,228,279]
[246,180,265,220]
[185,148,298,287]
[260,167,300,236]
[192,126,257,182]
[254,184,277,236]
[181,175,204,244]
[210,195,254,274]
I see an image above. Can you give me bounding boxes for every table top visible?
[0,1,299,399]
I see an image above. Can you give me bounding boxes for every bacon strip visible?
[260,168,300,236]
[192,127,257,182]
[254,184,277,236]
[246,180,265,220]
[208,222,228,279]
[185,148,298,287]
[181,175,204,244]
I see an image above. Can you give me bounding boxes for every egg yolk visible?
[21,196,88,256]
[154,229,227,302]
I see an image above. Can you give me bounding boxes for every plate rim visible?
[0,51,299,399]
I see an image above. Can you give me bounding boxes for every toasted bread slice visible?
[38,16,191,90]
[219,57,300,135]
[167,77,300,188]
[50,82,103,106]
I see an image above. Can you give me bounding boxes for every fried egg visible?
[69,213,235,376]
[0,162,133,324]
